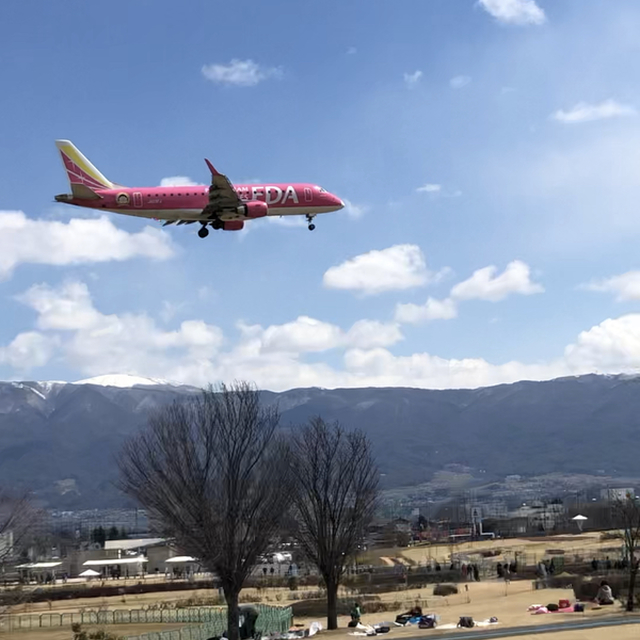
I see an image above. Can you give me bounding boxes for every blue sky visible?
[2,0,640,390]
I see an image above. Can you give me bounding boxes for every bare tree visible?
[290,417,379,629]
[0,490,39,564]
[119,382,292,640]
[612,493,640,611]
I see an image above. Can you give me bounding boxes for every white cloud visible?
[260,317,344,354]
[201,59,283,86]
[393,260,542,325]
[450,260,544,302]
[583,271,640,301]
[266,216,307,227]
[159,176,202,187]
[395,297,458,324]
[160,300,188,323]
[16,281,223,376]
[345,320,404,350]
[552,100,637,124]
[342,348,566,390]
[404,70,423,88]
[478,0,546,25]
[323,244,439,296]
[450,75,471,89]
[254,317,403,354]
[9,280,640,392]
[417,184,441,193]
[565,314,640,373]
[0,211,175,280]
[341,199,366,219]
[0,332,58,372]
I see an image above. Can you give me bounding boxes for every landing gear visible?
[198,225,209,238]
[306,214,316,231]
[308,223,316,231]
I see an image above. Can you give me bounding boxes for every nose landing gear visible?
[306,214,316,231]
[198,224,209,238]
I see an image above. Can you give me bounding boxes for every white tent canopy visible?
[16,562,62,569]
[165,556,198,563]
[79,569,100,577]
[572,514,588,531]
[83,557,148,567]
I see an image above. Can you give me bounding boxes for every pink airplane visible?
[54,140,344,237]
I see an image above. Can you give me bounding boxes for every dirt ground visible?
[6,585,298,615]
[2,582,638,640]
[295,581,634,634]
[395,532,619,566]
[2,531,635,639]
[515,629,640,640]
[1,623,183,639]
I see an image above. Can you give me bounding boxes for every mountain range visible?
[0,373,639,508]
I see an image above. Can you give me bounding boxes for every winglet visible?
[205,158,220,177]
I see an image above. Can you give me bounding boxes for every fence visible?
[124,605,293,640]
[1,604,292,635]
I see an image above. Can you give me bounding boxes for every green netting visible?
[124,605,292,640]
[4,604,292,639]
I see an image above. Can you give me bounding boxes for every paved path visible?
[403,615,640,640]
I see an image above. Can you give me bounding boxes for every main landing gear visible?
[198,224,209,238]
[306,214,316,231]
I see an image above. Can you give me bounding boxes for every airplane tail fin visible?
[55,140,122,197]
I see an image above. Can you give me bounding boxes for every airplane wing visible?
[160,160,245,227]
[201,159,243,220]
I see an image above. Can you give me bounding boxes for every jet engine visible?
[223,220,244,231]
[240,201,268,219]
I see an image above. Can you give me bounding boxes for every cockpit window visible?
[318,186,327,193]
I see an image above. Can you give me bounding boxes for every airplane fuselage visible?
[55,183,343,221]
[53,139,344,235]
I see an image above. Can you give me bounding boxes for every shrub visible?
[72,624,123,640]
[600,531,623,541]
[433,584,458,596]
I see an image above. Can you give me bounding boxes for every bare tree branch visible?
[290,417,379,629]
[118,382,293,640]
[0,490,39,564]
[612,492,640,611]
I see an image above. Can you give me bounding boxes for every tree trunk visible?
[627,566,638,612]
[326,578,339,630]
[225,588,241,640]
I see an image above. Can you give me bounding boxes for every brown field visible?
[516,630,639,640]
[2,533,637,639]
[296,581,634,630]
[395,531,621,566]
[2,624,184,640]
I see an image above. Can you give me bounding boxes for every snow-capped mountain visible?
[72,374,183,388]
[0,373,638,509]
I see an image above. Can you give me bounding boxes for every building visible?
[600,488,635,502]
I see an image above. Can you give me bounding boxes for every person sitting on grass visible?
[595,580,614,605]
